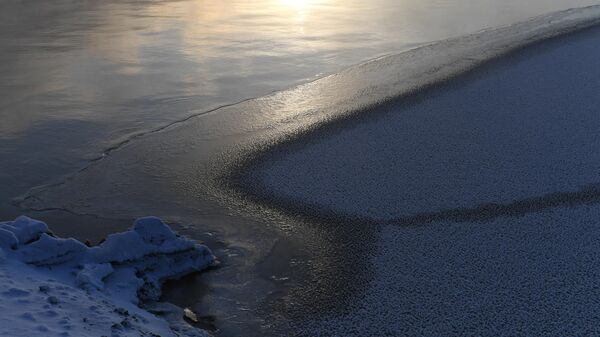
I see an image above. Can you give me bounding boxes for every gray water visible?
[12,3,600,336]
[3,1,600,336]
[1,0,599,220]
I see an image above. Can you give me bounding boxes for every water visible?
[1,0,599,220]
[12,4,600,335]
[2,1,600,336]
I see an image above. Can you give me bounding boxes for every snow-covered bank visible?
[0,216,215,337]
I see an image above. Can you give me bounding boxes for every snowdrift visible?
[0,216,215,337]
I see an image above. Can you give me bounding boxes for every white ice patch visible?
[76,263,114,291]
[0,216,215,337]
[1,215,48,245]
[19,233,87,266]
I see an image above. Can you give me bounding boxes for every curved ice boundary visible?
[17,5,600,220]
[0,216,215,337]
[299,204,600,336]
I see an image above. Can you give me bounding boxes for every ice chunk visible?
[133,216,177,245]
[76,263,114,290]
[0,228,18,250]
[0,216,49,245]
[88,219,200,264]
[88,230,148,263]
[18,233,87,266]
[0,215,215,337]
[2,215,214,304]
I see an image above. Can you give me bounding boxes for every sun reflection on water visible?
[279,0,315,9]
[2,0,598,149]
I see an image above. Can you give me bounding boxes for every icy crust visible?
[299,205,600,336]
[1,215,215,301]
[0,216,215,337]
[17,6,600,222]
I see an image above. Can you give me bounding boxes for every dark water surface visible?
[2,1,600,336]
[2,0,598,221]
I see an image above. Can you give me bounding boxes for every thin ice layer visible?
[19,6,600,220]
[245,21,600,220]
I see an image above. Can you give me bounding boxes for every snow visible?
[301,204,600,336]
[9,5,600,336]
[0,216,215,337]
[19,234,87,266]
[1,216,48,246]
[244,22,600,221]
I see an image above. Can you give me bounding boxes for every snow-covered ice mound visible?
[0,216,215,337]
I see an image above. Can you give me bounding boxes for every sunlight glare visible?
[279,0,314,9]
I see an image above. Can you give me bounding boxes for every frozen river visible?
[2,1,600,336]
[1,0,599,219]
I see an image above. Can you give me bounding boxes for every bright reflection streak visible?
[279,0,315,9]
[3,0,598,149]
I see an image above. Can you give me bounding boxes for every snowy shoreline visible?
[7,5,600,337]
[0,216,215,337]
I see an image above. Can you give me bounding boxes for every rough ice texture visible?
[8,6,600,336]
[301,205,600,336]
[0,216,215,337]
[240,8,600,336]
[1,215,48,246]
[246,20,600,221]
[18,6,600,222]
